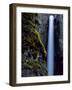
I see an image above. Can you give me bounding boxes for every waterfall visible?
[47,15,54,75]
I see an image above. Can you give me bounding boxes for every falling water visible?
[47,15,54,75]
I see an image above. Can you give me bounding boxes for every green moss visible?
[22,63,33,69]
[22,13,47,61]
[34,30,46,54]
[22,59,48,75]
[22,13,48,76]
[30,30,47,59]
[22,60,41,70]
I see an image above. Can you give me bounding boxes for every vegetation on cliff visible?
[22,13,47,77]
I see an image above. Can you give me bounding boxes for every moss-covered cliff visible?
[22,13,47,77]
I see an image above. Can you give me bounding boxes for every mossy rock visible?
[22,59,48,76]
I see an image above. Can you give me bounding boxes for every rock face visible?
[54,15,63,75]
[22,13,48,77]
[37,14,49,50]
